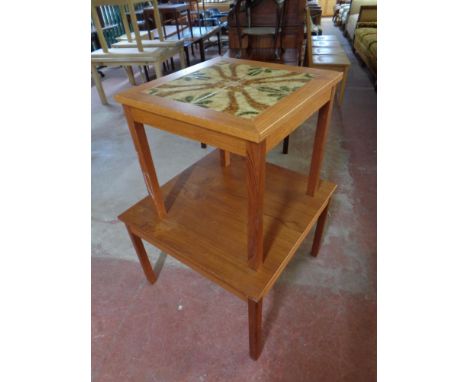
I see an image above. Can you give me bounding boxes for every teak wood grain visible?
[119,151,337,301]
[246,142,266,270]
[307,86,336,196]
[248,299,263,360]
[311,201,330,257]
[124,105,167,217]
[116,56,341,360]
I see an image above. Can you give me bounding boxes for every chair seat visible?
[111,39,184,49]
[91,47,166,62]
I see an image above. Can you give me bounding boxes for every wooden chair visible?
[91,0,186,105]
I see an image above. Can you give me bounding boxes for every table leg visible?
[91,64,107,105]
[307,86,336,197]
[248,298,263,360]
[282,135,289,154]
[126,225,156,284]
[338,67,349,105]
[246,141,266,270]
[311,201,330,257]
[123,105,167,218]
[219,149,230,167]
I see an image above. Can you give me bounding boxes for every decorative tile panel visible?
[144,61,317,119]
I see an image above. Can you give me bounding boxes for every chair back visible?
[91,0,165,52]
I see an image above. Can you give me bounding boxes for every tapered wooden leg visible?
[248,299,263,360]
[123,105,167,218]
[307,86,336,196]
[219,150,231,167]
[126,226,156,284]
[311,202,330,257]
[338,67,349,105]
[125,66,136,85]
[246,141,266,270]
[282,135,289,154]
[91,64,107,105]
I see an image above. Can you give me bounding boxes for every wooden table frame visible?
[115,57,341,360]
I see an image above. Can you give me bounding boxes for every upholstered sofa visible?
[352,5,377,77]
[345,0,377,40]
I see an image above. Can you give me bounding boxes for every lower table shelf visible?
[119,150,336,301]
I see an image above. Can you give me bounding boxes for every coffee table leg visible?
[307,86,336,196]
[126,225,156,284]
[123,105,167,218]
[311,201,330,257]
[248,298,263,360]
[246,141,266,270]
[219,150,230,167]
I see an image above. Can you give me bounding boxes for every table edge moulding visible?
[114,56,342,360]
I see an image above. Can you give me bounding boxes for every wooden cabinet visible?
[319,0,336,16]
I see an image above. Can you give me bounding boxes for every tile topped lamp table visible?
[115,56,342,360]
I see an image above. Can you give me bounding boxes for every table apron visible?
[130,107,248,156]
[264,86,331,152]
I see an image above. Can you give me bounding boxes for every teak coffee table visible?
[115,56,341,360]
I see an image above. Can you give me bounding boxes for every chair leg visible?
[143,66,150,82]
[248,299,263,360]
[311,202,330,257]
[91,64,108,105]
[155,61,163,78]
[282,135,289,154]
[124,66,136,86]
[179,46,187,69]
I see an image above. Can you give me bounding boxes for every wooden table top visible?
[115,56,342,143]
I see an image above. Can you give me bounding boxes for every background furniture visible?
[353,5,376,77]
[115,56,341,360]
[344,0,376,40]
[91,0,186,105]
[227,0,307,65]
[317,0,336,16]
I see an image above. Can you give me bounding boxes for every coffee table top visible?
[115,56,342,142]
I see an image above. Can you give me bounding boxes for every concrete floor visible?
[92,19,376,381]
